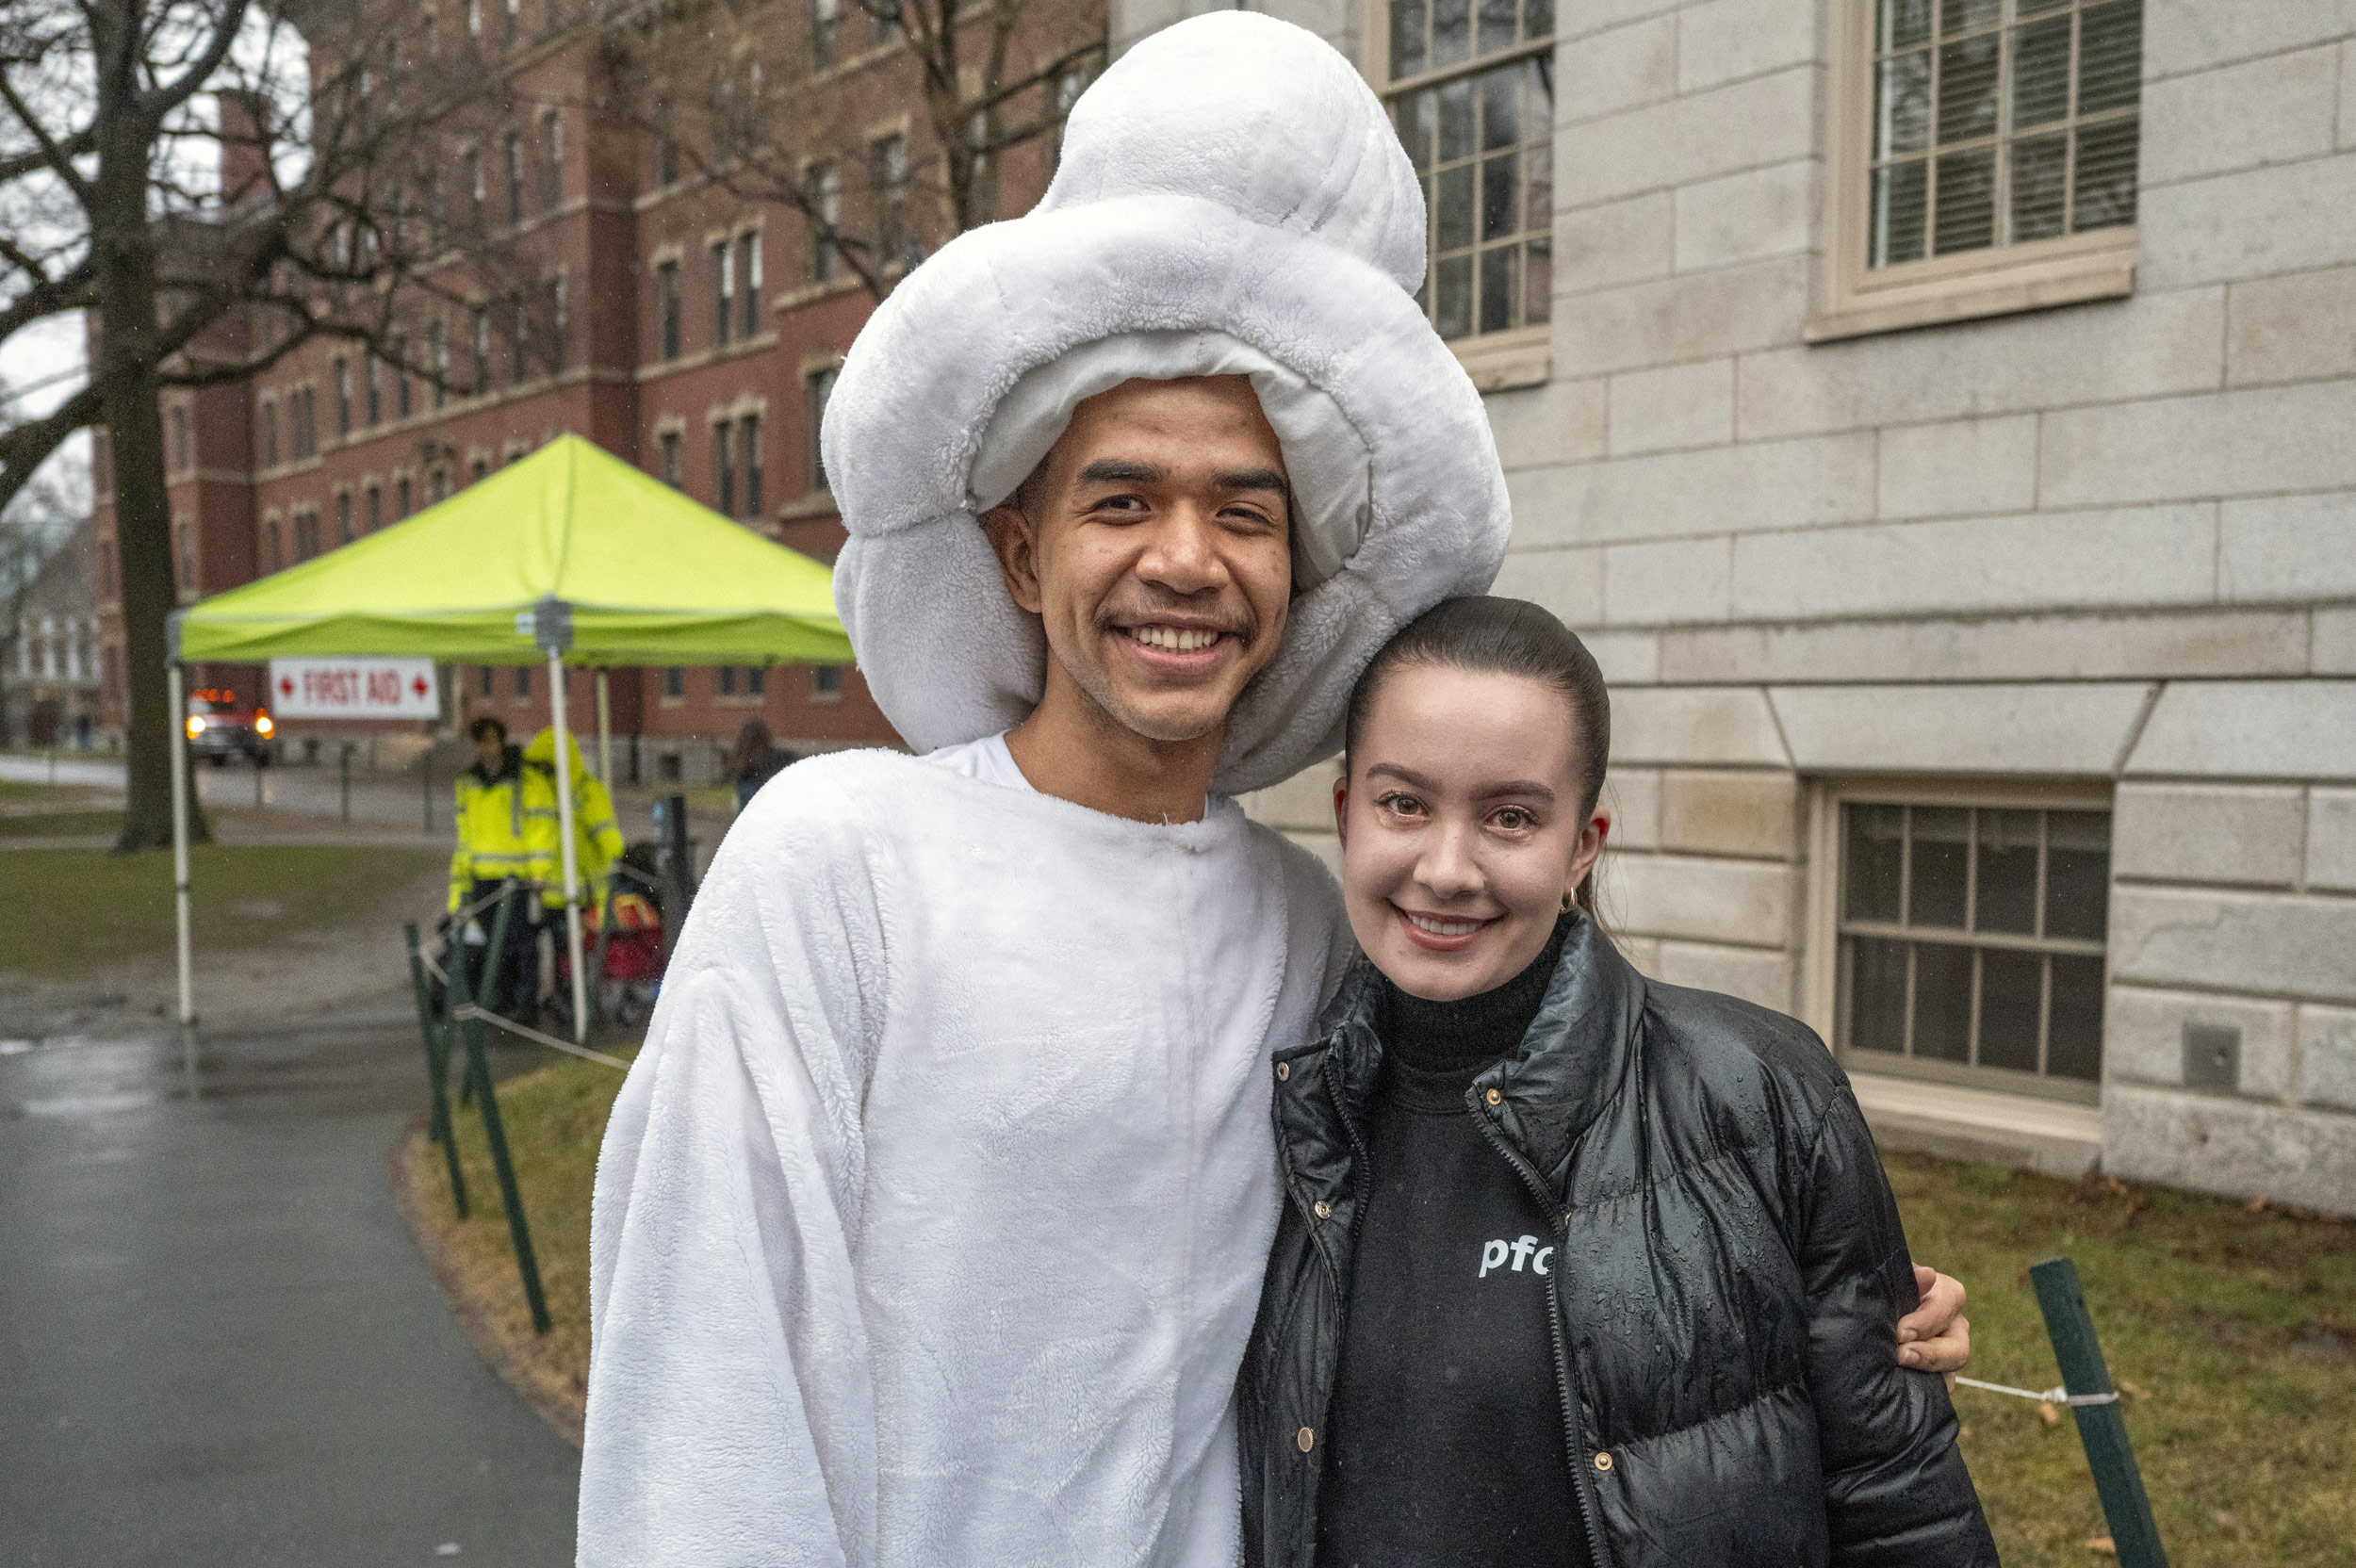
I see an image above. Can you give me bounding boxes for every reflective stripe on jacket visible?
[449,747,557,911]
[522,728,626,906]
[1238,914,1998,1568]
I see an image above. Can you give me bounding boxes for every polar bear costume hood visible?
[824,10,1512,795]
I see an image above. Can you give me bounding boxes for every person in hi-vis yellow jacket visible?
[450,716,557,1021]
[523,727,626,920]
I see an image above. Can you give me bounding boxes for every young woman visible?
[1240,597,1997,1568]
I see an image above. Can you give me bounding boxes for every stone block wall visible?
[1147,0,2356,1211]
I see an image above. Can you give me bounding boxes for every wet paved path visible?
[0,1012,579,1566]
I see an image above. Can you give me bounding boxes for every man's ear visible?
[980,504,1045,616]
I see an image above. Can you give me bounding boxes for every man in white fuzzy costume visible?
[576,14,1968,1565]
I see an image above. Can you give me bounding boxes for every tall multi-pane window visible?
[1836,797,2111,1099]
[714,419,736,515]
[739,233,761,338]
[263,516,283,572]
[1049,69,1088,173]
[1868,0,2141,269]
[336,491,353,546]
[812,0,840,67]
[656,107,679,187]
[471,305,491,392]
[508,294,530,385]
[465,147,485,228]
[713,240,734,347]
[260,400,279,467]
[870,135,908,269]
[658,429,682,486]
[807,367,837,490]
[396,474,413,517]
[334,358,352,435]
[1385,0,1554,341]
[811,165,842,281]
[430,319,449,409]
[170,404,190,472]
[546,276,567,373]
[365,355,382,426]
[656,259,681,359]
[542,114,564,210]
[741,411,762,515]
[395,340,412,417]
[505,131,526,225]
[365,485,382,534]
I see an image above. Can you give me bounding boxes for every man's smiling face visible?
[983,375,1294,747]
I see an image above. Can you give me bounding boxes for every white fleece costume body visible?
[579,751,1346,1565]
[581,11,1513,1564]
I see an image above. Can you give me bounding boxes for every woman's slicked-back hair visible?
[1345,595,1612,820]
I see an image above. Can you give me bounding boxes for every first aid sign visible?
[269,658,440,719]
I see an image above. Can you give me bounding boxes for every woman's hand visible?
[1897,1265,1970,1376]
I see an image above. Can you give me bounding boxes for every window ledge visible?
[776,489,839,522]
[1808,230,2138,343]
[1451,324,1551,393]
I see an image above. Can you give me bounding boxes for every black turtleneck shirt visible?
[1315,917,1591,1568]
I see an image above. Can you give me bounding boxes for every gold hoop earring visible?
[1561,892,1576,914]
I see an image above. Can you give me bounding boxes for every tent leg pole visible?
[549,649,588,1044]
[169,661,196,1030]
[596,668,612,788]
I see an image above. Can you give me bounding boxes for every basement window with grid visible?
[1835,798,2111,1102]
[1815,0,2141,339]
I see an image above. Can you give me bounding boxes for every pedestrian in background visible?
[525,727,626,923]
[728,718,795,812]
[449,715,550,1023]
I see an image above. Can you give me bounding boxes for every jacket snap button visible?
[1297,1427,1316,1453]
[1594,1451,1613,1473]
[1313,1200,1332,1219]
[1485,1087,1502,1106]
[1275,1063,1290,1082]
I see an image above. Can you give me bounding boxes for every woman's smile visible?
[1394,905,1499,950]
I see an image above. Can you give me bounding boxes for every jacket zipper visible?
[1471,1096,1613,1568]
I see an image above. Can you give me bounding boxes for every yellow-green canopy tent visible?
[161,433,853,1039]
[170,433,852,665]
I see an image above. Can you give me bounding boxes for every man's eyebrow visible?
[1215,466,1290,498]
[1075,458,1165,486]
[1365,761,1557,802]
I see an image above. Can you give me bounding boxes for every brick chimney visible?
[217,90,273,207]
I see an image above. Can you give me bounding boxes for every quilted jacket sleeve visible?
[1795,1087,2000,1566]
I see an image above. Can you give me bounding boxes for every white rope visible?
[1953,1376,2119,1407]
[451,1003,631,1070]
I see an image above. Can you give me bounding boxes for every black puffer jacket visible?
[1239,916,1997,1567]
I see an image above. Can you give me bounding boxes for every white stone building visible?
[1121,0,2356,1215]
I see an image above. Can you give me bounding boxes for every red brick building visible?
[89,0,1100,781]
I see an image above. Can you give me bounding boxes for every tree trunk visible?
[88,0,208,853]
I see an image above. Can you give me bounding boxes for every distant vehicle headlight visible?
[254,714,274,736]
[186,716,206,739]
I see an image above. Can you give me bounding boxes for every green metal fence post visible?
[2031,1256,2167,1568]
[403,921,468,1219]
[457,887,553,1334]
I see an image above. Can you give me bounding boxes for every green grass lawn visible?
[407,1054,2355,1566]
[0,844,447,977]
[0,808,123,839]
[1891,1153,2355,1566]
[406,1044,639,1415]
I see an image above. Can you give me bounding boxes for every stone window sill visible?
[1809,229,2138,344]
[1451,324,1551,393]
